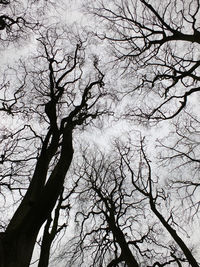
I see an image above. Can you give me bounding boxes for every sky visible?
[1,0,200,266]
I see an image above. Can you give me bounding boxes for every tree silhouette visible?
[0,26,109,267]
[90,0,200,121]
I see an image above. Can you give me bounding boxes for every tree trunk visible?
[0,125,74,267]
[108,217,139,267]
[0,230,37,267]
[38,222,52,267]
[150,200,199,267]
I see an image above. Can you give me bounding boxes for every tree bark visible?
[37,217,52,267]
[150,200,199,267]
[108,216,139,267]
[0,125,74,267]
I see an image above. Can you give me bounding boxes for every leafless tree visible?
[88,0,200,122]
[156,111,200,219]
[0,0,44,44]
[120,138,199,266]
[0,25,110,267]
[60,140,196,266]
[1,1,200,267]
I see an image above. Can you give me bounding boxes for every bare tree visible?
[0,0,44,44]
[1,1,200,267]
[0,25,109,267]
[156,111,200,219]
[88,0,200,121]
[119,138,199,266]
[61,141,194,267]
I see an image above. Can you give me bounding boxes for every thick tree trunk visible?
[0,125,74,267]
[108,217,139,267]
[0,230,37,267]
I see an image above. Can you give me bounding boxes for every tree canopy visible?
[0,1,200,267]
